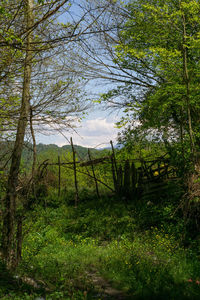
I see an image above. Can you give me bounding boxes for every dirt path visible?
[86,270,129,299]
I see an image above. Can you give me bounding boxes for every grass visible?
[0,190,200,299]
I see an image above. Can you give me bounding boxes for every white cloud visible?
[36,117,119,148]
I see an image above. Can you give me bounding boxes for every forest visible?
[0,0,200,299]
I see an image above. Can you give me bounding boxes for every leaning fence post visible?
[110,140,119,193]
[71,137,79,207]
[110,141,118,174]
[88,149,100,199]
[111,155,117,192]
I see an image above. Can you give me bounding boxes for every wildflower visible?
[187,279,193,283]
[196,280,200,285]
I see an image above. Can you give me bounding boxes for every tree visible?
[118,1,199,154]
[0,1,24,136]
[2,0,34,269]
[74,0,200,161]
[1,0,114,269]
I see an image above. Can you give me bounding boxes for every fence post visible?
[88,149,100,199]
[131,162,137,200]
[124,160,131,198]
[58,155,61,197]
[118,165,123,195]
[71,137,79,207]
[110,140,119,193]
[111,155,117,193]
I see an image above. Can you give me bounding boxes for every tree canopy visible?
[72,0,200,162]
[115,0,200,148]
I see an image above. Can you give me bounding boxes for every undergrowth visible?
[0,189,200,299]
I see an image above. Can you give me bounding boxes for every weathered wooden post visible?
[118,165,123,195]
[71,137,79,207]
[123,160,131,199]
[111,156,117,192]
[88,149,100,199]
[131,162,137,200]
[110,140,119,193]
[58,155,61,197]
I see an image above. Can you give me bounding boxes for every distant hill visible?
[101,144,123,150]
[36,143,107,159]
[0,141,111,170]
[20,143,111,167]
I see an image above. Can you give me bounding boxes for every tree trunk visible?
[180,107,185,162]
[30,107,37,179]
[181,8,195,160]
[1,0,33,269]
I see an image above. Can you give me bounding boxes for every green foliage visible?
[99,233,200,299]
[0,190,197,299]
[0,1,24,136]
[101,0,200,159]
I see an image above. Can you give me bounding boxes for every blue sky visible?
[36,0,124,148]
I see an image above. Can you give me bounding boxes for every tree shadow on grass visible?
[126,282,200,300]
[0,261,45,298]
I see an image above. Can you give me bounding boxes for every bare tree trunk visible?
[2,0,33,268]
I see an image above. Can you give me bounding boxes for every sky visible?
[36,0,124,149]
[36,108,121,149]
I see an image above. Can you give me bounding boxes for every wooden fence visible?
[37,139,178,206]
